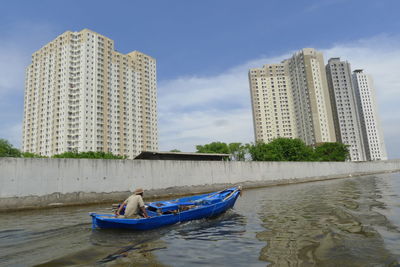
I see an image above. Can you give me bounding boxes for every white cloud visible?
[158,35,400,158]
[157,53,293,152]
[158,54,290,115]
[159,108,253,151]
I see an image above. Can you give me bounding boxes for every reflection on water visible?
[255,177,400,266]
[0,173,399,266]
[153,212,263,267]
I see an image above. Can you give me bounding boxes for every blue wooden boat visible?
[90,187,241,230]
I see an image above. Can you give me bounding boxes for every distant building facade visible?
[326,58,366,161]
[249,63,297,142]
[249,48,336,146]
[352,70,387,160]
[286,48,336,145]
[249,48,387,161]
[22,29,158,158]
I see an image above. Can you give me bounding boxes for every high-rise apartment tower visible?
[22,29,158,158]
[249,63,297,142]
[249,48,336,145]
[326,58,366,161]
[352,70,387,160]
[286,48,336,145]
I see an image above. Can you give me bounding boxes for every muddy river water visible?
[1,172,400,266]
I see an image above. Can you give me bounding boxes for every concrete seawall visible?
[1,158,400,211]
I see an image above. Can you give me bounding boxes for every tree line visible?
[196,138,349,161]
[1,137,349,161]
[0,139,124,159]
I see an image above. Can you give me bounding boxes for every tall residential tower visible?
[287,48,336,145]
[249,48,336,146]
[352,70,387,160]
[326,58,366,161]
[249,63,297,142]
[22,29,158,158]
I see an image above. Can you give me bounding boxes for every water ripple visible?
[0,173,399,266]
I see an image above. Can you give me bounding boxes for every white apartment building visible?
[22,29,158,159]
[287,48,336,145]
[249,48,336,146]
[249,63,297,142]
[326,58,366,161]
[352,70,387,160]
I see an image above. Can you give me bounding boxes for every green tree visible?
[249,138,314,161]
[314,142,349,161]
[196,142,230,154]
[195,142,249,161]
[0,139,21,157]
[248,141,270,161]
[21,152,46,158]
[169,149,181,152]
[228,142,247,161]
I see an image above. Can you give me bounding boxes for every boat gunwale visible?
[90,187,240,226]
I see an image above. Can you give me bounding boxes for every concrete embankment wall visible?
[1,158,400,211]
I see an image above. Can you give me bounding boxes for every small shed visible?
[134,151,230,161]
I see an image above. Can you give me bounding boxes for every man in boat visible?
[115,188,150,219]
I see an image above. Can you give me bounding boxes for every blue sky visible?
[1,0,400,158]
